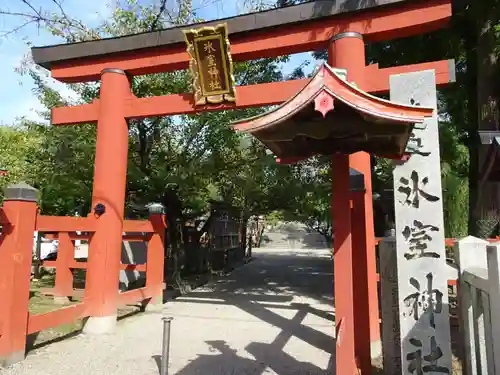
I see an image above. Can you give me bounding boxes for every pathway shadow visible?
[246,341,334,375]
[186,251,334,313]
[174,340,265,375]
[172,339,334,375]
[237,300,334,355]
[173,251,336,374]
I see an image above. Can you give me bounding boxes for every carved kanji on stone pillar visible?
[388,70,452,374]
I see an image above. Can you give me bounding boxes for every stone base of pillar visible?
[0,350,25,368]
[82,314,117,335]
[53,296,71,305]
[371,340,382,359]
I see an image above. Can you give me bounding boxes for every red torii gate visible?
[29,0,454,374]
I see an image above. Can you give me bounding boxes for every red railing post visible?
[0,183,38,366]
[145,204,166,310]
[52,232,74,304]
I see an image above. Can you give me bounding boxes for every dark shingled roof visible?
[31,0,409,69]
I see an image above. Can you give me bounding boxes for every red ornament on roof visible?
[231,63,434,162]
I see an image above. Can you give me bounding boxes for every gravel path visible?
[4,246,335,375]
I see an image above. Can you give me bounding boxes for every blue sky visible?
[0,0,313,125]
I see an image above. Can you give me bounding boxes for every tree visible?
[364,0,500,237]
[0,124,41,201]
[278,0,493,237]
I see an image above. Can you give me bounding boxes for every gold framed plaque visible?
[183,23,236,106]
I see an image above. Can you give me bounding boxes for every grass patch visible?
[27,272,143,350]
[28,273,83,348]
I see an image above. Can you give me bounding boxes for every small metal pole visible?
[161,317,173,375]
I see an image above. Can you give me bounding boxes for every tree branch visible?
[0,0,99,41]
[149,0,168,31]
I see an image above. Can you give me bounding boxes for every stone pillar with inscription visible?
[389,70,452,374]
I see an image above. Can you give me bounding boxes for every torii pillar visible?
[83,68,131,333]
[329,32,380,373]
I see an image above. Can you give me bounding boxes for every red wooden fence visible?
[0,201,166,365]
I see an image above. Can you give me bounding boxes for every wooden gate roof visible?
[231,63,434,160]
